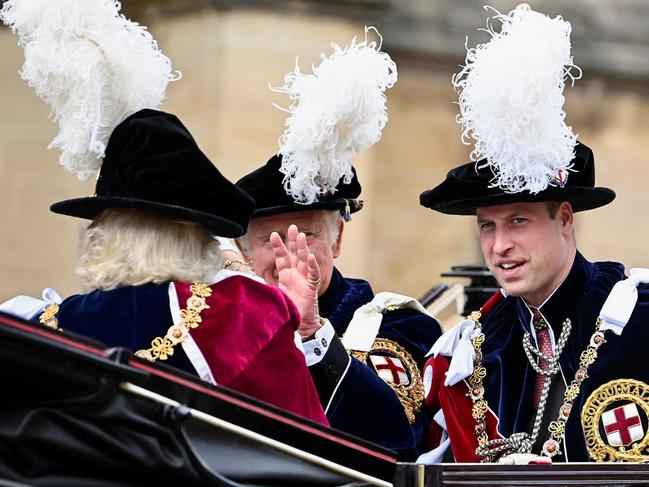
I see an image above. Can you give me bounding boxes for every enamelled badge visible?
[582,379,649,462]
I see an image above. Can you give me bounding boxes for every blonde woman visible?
[38,110,327,424]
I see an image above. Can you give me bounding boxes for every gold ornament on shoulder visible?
[134,282,212,362]
[39,303,61,330]
[34,284,212,364]
[190,282,212,298]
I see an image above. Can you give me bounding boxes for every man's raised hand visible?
[271,225,322,338]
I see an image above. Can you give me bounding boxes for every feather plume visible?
[271,26,397,204]
[0,0,179,181]
[452,3,581,194]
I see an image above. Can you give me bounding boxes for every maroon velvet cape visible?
[176,276,328,425]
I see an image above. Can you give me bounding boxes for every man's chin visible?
[497,280,527,299]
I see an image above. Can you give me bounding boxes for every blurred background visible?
[1,0,648,304]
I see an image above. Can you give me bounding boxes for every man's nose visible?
[492,227,514,255]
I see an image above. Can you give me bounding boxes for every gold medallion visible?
[581,379,649,462]
[355,338,424,423]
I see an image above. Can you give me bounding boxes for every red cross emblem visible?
[370,355,409,385]
[601,403,644,447]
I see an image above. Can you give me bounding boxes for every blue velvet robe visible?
[58,283,196,373]
[311,267,443,461]
[480,251,649,461]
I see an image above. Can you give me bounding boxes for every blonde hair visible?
[76,208,222,292]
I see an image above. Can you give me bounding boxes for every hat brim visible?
[51,196,246,237]
[251,199,364,220]
[422,187,616,215]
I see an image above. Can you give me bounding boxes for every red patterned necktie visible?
[532,308,553,408]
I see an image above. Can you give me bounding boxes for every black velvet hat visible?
[419,142,615,215]
[51,109,255,237]
[236,154,364,220]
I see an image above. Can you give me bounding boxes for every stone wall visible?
[1,2,648,304]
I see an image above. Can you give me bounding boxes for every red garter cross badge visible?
[602,403,644,447]
[582,379,649,462]
[370,355,410,386]
[360,339,423,423]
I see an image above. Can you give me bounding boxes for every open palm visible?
[271,225,321,337]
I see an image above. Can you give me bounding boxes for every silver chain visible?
[476,317,572,458]
[523,318,572,376]
[476,432,533,460]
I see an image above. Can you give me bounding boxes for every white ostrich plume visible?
[271,26,398,204]
[0,0,179,181]
[452,3,581,194]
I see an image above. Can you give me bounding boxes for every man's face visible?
[241,210,342,296]
[477,201,576,307]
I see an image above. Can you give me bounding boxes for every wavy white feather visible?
[272,27,397,204]
[0,0,179,181]
[452,3,581,194]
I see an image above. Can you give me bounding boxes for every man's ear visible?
[331,220,344,259]
[559,201,574,230]
[235,238,250,260]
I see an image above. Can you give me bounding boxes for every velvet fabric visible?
[236,154,363,219]
[419,142,615,215]
[427,252,649,461]
[57,274,328,425]
[51,109,255,237]
[423,354,503,462]
[317,267,443,461]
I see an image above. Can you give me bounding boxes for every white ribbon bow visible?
[425,318,480,386]
[0,288,62,321]
[599,268,649,335]
[341,292,433,352]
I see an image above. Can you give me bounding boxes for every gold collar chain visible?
[39,283,213,363]
[467,311,609,462]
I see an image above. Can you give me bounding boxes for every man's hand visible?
[271,224,323,338]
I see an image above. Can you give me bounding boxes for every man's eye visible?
[479,222,494,230]
[512,218,528,224]
[259,235,274,246]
